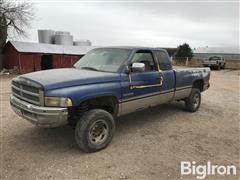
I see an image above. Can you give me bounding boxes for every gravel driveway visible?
[0,69,239,180]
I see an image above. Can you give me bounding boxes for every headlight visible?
[44,97,72,107]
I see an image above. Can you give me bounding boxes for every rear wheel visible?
[75,109,115,153]
[185,88,201,112]
[221,63,225,69]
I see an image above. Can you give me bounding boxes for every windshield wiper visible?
[81,67,99,71]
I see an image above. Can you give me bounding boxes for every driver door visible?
[120,50,163,115]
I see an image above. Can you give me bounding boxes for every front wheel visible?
[75,109,116,153]
[185,88,201,112]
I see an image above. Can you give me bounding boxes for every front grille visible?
[11,78,43,106]
[22,85,39,93]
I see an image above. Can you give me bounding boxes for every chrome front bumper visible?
[10,95,68,127]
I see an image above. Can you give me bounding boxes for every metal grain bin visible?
[54,34,73,45]
[55,31,71,35]
[38,29,55,44]
[74,40,92,46]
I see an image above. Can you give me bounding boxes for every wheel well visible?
[68,96,119,126]
[193,80,204,92]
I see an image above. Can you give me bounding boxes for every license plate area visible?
[14,107,23,116]
[22,109,37,120]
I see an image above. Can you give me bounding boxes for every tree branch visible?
[0,0,35,37]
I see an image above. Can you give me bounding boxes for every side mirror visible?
[131,63,145,72]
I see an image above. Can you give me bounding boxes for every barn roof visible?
[193,47,240,54]
[8,41,97,55]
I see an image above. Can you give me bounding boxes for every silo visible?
[38,29,55,44]
[54,34,73,45]
[74,40,92,46]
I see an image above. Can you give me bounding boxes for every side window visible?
[132,50,157,72]
[155,51,172,71]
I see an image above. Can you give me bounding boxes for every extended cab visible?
[10,47,210,152]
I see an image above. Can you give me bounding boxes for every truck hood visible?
[20,68,121,90]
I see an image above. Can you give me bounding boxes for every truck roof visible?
[94,46,168,52]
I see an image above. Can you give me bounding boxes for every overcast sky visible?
[20,0,239,48]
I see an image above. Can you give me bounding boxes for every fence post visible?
[185,57,189,66]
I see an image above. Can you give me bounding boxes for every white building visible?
[193,47,240,61]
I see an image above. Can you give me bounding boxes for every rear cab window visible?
[209,56,221,61]
[154,50,172,71]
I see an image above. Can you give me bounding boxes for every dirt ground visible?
[0,69,239,180]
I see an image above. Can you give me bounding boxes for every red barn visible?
[3,41,96,74]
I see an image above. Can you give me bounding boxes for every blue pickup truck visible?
[10,47,210,152]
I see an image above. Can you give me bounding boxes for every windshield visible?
[74,48,131,72]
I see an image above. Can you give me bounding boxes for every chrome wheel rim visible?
[89,120,109,144]
[193,93,200,109]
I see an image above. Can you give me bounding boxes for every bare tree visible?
[0,0,35,70]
